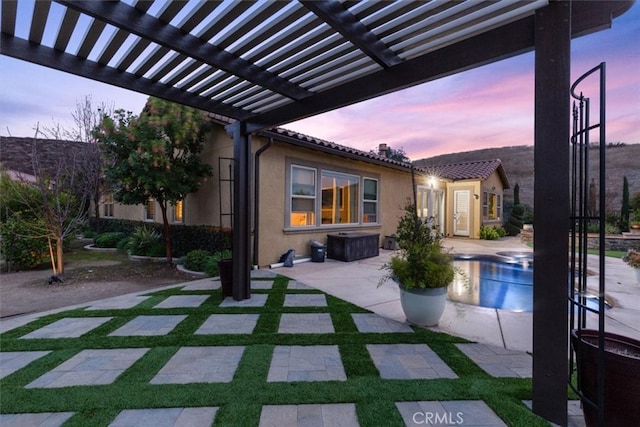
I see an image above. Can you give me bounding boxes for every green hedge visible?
[88,218,232,257]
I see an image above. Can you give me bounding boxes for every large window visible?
[290,166,316,226]
[144,198,155,221]
[103,193,114,218]
[288,162,379,228]
[173,200,184,223]
[482,191,502,220]
[321,171,359,225]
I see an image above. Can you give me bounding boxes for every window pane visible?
[321,171,359,224]
[292,198,314,212]
[174,200,183,222]
[292,166,316,196]
[364,179,377,200]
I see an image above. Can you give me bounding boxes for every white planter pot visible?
[399,286,448,327]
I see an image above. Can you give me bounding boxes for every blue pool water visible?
[449,253,606,312]
[449,254,533,312]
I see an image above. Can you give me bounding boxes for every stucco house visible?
[92,118,509,266]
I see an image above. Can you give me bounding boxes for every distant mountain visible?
[414,144,640,212]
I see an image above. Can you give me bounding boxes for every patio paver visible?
[85,296,149,310]
[150,346,245,384]
[267,345,346,382]
[352,313,414,333]
[180,279,221,291]
[219,294,268,307]
[259,403,359,426]
[0,412,75,426]
[0,351,51,380]
[395,400,507,426]
[456,343,532,377]
[26,348,149,388]
[109,407,219,427]
[21,317,112,339]
[278,313,334,333]
[251,280,274,290]
[367,344,457,379]
[195,314,259,335]
[287,280,313,290]
[109,315,187,336]
[153,295,209,308]
[283,294,327,307]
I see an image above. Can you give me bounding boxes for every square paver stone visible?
[154,295,209,308]
[195,314,259,335]
[268,345,346,382]
[251,269,277,278]
[0,351,51,379]
[21,317,113,339]
[181,279,221,291]
[367,344,457,379]
[110,407,218,427]
[395,400,507,426]
[219,294,268,307]
[455,343,532,378]
[278,313,334,334]
[283,294,327,307]
[287,281,313,290]
[109,315,187,336]
[352,313,414,333]
[85,296,149,310]
[259,403,358,426]
[26,348,149,388]
[251,280,274,289]
[0,412,75,426]
[150,346,245,384]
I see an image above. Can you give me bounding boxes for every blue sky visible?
[1,1,638,160]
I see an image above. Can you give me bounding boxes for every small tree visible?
[371,145,411,163]
[620,176,630,232]
[95,98,213,263]
[0,132,91,276]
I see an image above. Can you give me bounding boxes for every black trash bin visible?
[310,240,326,263]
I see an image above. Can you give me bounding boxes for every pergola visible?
[1,1,633,424]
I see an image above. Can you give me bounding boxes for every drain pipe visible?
[253,137,274,267]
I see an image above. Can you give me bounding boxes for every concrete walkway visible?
[282,236,640,352]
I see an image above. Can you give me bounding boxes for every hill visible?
[414,144,640,213]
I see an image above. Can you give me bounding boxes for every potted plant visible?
[571,329,640,426]
[380,201,456,326]
[623,249,640,285]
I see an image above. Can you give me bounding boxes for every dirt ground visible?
[0,257,200,319]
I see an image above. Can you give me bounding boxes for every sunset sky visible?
[1,1,638,160]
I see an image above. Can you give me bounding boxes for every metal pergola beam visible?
[301,0,403,68]
[58,0,311,101]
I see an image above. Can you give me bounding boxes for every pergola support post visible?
[532,1,571,425]
[229,121,252,301]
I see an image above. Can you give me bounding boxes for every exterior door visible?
[453,190,470,236]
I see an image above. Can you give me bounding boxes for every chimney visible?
[378,143,388,157]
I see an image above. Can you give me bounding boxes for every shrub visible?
[183,249,212,271]
[480,225,504,240]
[83,230,97,239]
[205,250,233,277]
[146,243,166,257]
[127,225,162,256]
[504,204,524,236]
[117,236,130,253]
[0,214,49,270]
[94,232,126,248]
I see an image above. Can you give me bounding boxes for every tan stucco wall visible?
[481,171,506,227]
[254,137,414,266]
[445,180,481,238]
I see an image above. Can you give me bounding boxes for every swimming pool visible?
[449,253,533,312]
[449,252,607,312]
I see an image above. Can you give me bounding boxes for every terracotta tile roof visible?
[208,112,411,170]
[419,159,510,189]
